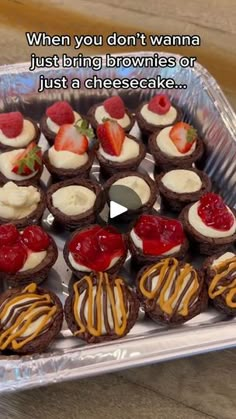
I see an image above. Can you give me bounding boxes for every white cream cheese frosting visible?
[0,120,36,147]
[161,170,202,193]
[188,202,236,238]
[0,182,40,220]
[130,229,181,255]
[0,149,38,181]
[46,111,81,134]
[112,176,150,205]
[48,146,88,169]
[99,137,140,162]
[141,104,177,126]
[156,126,196,157]
[212,252,235,267]
[68,253,119,272]
[95,105,130,128]
[52,185,96,216]
[20,251,47,272]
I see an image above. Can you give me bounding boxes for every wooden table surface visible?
[0,1,236,418]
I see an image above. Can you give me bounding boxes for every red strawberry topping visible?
[148,95,171,115]
[134,214,185,255]
[0,224,19,246]
[103,96,125,119]
[169,122,197,154]
[0,243,27,273]
[97,119,125,156]
[22,226,50,251]
[0,112,24,138]
[11,142,42,176]
[54,122,89,155]
[46,101,75,126]
[198,193,234,231]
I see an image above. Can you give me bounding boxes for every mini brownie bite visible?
[204,251,236,316]
[0,111,40,151]
[0,283,63,354]
[136,94,182,137]
[149,122,204,172]
[64,271,139,343]
[88,96,135,132]
[0,142,43,186]
[156,168,211,212]
[64,225,127,279]
[40,101,81,145]
[129,214,188,265]
[0,224,58,287]
[96,119,146,177]
[136,257,207,325]
[180,193,236,255]
[0,182,46,228]
[43,119,95,181]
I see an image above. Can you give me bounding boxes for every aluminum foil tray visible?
[0,52,236,394]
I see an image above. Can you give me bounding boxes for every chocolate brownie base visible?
[156,169,212,212]
[0,118,40,152]
[136,102,182,137]
[87,103,135,133]
[0,165,43,186]
[39,115,57,146]
[180,205,236,255]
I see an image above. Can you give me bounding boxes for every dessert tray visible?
[0,52,236,394]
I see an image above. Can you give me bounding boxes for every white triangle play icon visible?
[110,201,127,219]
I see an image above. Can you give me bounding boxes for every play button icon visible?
[110,201,127,218]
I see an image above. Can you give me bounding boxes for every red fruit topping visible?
[54,123,89,155]
[169,122,197,154]
[69,225,126,271]
[97,120,125,156]
[148,94,171,115]
[46,101,75,125]
[198,193,234,231]
[11,142,42,176]
[22,226,50,251]
[0,224,19,246]
[0,243,27,273]
[0,112,24,138]
[134,214,185,255]
[103,96,125,119]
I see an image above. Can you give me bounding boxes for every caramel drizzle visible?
[73,272,128,337]
[0,283,57,350]
[209,256,236,308]
[139,258,199,316]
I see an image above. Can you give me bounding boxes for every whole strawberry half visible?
[97,119,125,156]
[0,112,24,138]
[11,142,42,175]
[46,101,75,126]
[54,119,91,155]
[169,122,197,153]
[103,96,125,119]
[148,94,171,115]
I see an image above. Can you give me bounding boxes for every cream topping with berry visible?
[47,111,81,134]
[0,182,40,219]
[0,120,36,147]
[130,229,181,255]
[99,137,139,162]
[141,105,177,126]
[52,185,96,216]
[188,202,236,238]
[95,106,130,128]
[48,147,88,169]
[68,253,119,272]
[0,149,37,181]
[212,252,235,267]
[112,176,150,204]
[156,126,196,157]
[161,170,202,193]
[20,251,47,272]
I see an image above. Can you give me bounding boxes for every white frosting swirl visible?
[46,111,81,134]
[140,104,177,126]
[52,185,96,216]
[112,176,150,204]
[48,146,88,169]
[0,149,38,181]
[99,137,140,162]
[188,202,236,238]
[130,229,181,255]
[95,105,130,128]
[0,120,36,147]
[20,251,47,272]
[161,170,202,193]
[68,253,119,272]
[212,252,235,267]
[0,182,40,219]
[156,126,196,157]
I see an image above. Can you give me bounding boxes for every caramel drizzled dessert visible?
[0,283,63,354]
[64,272,139,343]
[136,257,207,325]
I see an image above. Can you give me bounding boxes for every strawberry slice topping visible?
[148,94,171,115]
[169,122,197,154]
[11,142,42,176]
[97,119,125,156]
[46,101,75,125]
[54,119,92,155]
[104,96,125,119]
[198,193,234,231]
[0,112,24,138]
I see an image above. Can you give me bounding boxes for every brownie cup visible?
[136,257,208,325]
[180,193,236,255]
[88,96,135,132]
[0,111,40,151]
[149,122,204,172]
[136,94,182,138]
[64,224,127,279]
[203,251,236,316]
[156,168,212,212]
[47,178,105,230]
[0,182,46,229]
[0,224,58,287]
[0,283,63,354]
[129,214,189,266]
[64,271,139,343]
